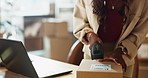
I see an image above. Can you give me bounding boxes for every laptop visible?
[0,39,72,78]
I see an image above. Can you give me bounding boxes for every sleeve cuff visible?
[122,55,135,66]
[77,27,93,45]
[121,39,138,60]
[120,39,138,66]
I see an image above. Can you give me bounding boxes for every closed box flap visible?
[77,59,123,78]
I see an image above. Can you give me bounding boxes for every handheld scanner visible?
[91,42,104,60]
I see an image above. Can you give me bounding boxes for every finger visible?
[97,40,102,44]
[97,59,104,62]
[119,58,127,71]
[107,57,121,65]
[101,57,115,63]
[113,59,121,66]
[102,57,114,62]
[97,57,110,62]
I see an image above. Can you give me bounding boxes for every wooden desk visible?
[0,54,78,78]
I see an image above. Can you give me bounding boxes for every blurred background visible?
[0,0,148,78]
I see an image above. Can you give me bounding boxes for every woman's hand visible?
[112,48,127,71]
[97,57,121,66]
[86,32,103,49]
[97,48,127,71]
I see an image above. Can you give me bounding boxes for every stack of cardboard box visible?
[42,19,74,62]
[138,35,148,78]
[25,36,43,51]
[24,21,44,51]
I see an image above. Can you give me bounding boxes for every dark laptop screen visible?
[0,39,39,78]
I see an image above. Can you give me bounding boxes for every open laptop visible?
[0,39,72,78]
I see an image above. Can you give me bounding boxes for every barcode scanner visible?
[91,42,104,60]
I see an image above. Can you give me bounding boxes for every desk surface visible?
[0,54,78,78]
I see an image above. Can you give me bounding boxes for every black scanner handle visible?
[91,42,104,60]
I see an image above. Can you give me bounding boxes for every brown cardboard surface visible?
[143,37,148,43]
[77,59,123,78]
[25,37,43,51]
[24,22,43,37]
[44,34,74,62]
[139,66,148,78]
[43,22,55,37]
[42,21,69,38]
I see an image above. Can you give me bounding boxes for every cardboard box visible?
[43,34,74,62]
[24,20,43,37]
[42,20,69,38]
[77,59,123,78]
[25,37,43,51]
[139,58,148,78]
[143,37,148,43]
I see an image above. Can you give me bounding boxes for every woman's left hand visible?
[97,48,127,71]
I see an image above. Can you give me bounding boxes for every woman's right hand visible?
[86,32,103,49]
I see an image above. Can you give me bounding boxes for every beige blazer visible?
[73,0,148,66]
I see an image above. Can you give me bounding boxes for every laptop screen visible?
[0,39,39,78]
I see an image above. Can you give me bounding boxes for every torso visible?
[98,0,124,43]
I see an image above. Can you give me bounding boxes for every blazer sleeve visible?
[120,0,148,66]
[73,0,93,45]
